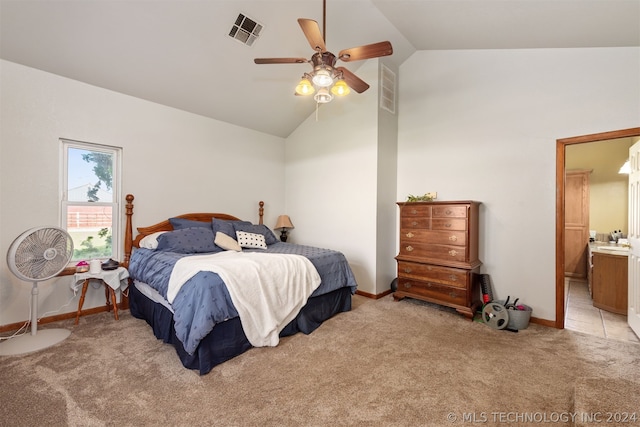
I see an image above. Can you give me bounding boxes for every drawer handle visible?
[404,282,412,289]
[445,209,453,215]
[449,274,457,281]
[448,249,458,256]
[411,209,417,215]
[411,221,418,226]
[444,223,452,228]
[405,245,414,252]
[448,235,457,241]
[406,232,415,238]
[449,291,458,298]
[404,267,412,273]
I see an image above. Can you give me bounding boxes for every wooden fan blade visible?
[338,41,393,62]
[336,67,370,93]
[298,18,326,52]
[254,58,308,64]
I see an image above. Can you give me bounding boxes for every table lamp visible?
[275,215,294,242]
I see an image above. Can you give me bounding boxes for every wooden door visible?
[565,170,590,278]
[627,141,640,338]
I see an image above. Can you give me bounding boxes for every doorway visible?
[556,127,640,330]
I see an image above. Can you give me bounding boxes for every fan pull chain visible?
[315,102,319,121]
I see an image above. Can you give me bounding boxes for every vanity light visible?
[619,160,630,174]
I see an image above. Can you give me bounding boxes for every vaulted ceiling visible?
[2,0,638,138]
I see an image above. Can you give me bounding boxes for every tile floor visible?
[564,279,639,343]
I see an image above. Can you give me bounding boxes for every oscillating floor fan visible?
[0,226,74,356]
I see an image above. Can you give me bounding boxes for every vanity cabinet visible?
[591,251,628,315]
[394,201,482,319]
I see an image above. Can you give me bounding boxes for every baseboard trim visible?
[530,316,557,328]
[355,289,393,299]
[0,303,128,334]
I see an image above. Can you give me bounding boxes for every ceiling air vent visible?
[229,13,263,47]
[379,64,396,114]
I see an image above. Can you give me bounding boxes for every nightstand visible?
[72,266,129,325]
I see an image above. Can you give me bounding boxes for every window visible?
[61,139,121,263]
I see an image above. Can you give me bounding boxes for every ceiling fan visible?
[254,0,393,104]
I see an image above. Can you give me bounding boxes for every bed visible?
[122,194,357,375]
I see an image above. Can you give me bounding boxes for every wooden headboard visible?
[123,194,264,268]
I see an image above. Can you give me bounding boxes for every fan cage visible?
[7,227,74,282]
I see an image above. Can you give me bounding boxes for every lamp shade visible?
[331,79,350,96]
[312,68,333,87]
[275,215,294,230]
[295,78,315,95]
[314,87,333,104]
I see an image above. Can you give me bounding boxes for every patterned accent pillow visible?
[156,227,219,253]
[214,232,242,252]
[235,231,267,249]
[233,223,279,245]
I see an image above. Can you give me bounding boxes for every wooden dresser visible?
[394,201,482,319]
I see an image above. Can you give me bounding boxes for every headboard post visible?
[259,201,264,225]
[123,194,134,268]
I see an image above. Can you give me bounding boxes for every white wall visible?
[3,46,638,326]
[284,60,380,294]
[397,47,640,321]
[0,60,285,325]
[375,61,399,295]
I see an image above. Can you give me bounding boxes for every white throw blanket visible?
[167,251,321,347]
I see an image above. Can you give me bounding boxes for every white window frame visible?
[60,139,122,264]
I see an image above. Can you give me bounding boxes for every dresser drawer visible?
[397,261,469,289]
[398,241,468,264]
[400,229,467,246]
[396,278,468,306]
[433,205,468,218]
[431,218,467,231]
[401,205,432,218]
[401,216,431,229]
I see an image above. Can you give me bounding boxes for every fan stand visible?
[0,282,71,356]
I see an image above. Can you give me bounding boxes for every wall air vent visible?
[229,13,263,47]
[379,64,396,114]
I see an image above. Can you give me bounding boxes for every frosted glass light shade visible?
[331,80,350,96]
[314,88,333,103]
[295,78,314,95]
[312,68,333,87]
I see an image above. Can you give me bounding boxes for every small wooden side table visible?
[72,266,129,325]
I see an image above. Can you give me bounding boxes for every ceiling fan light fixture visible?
[295,78,315,95]
[314,87,333,104]
[312,68,333,87]
[331,79,350,96]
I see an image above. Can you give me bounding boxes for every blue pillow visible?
[156,227,219,254]
[169,217,212,230]
[211,218,251,239]
[233,223,279,245]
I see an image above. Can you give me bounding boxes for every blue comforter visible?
[128,242,357,354]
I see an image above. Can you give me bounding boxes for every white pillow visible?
[235,231,267,249]
[215,231,242,252]
[139,231,167,249]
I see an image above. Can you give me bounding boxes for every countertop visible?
[589,241,629,256]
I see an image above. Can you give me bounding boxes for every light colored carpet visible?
[1,295,638,426]
[574,377,640,427]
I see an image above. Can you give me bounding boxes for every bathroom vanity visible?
[588,243,628,315]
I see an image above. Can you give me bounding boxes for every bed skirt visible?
[129,282,353,375]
